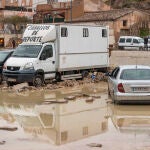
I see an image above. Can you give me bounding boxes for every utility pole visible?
[70,0,72,23]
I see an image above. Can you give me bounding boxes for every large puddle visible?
[0,82,150,150]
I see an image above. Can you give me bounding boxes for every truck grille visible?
[7,66,20,71]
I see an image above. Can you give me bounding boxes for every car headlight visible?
[23,62,34,70]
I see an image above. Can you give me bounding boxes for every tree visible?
[0,15,31,35]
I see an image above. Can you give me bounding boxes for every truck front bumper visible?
[3,69,36,83]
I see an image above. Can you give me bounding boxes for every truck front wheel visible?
[33,75,44,87]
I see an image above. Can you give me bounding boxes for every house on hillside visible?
[66,9,150,46]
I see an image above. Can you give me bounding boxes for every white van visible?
[118,36,144,50]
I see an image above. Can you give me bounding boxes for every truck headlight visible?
[23,62,34,70]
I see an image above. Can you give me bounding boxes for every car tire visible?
[33,75,44,87]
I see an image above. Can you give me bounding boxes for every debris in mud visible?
[87,143,102,148]
[43,99,68,104]
[64,95,76,100]
[85,97,94,103]
[83,93,90,97]
[90,94,101,98]
[0,127,18,131]
[0,141,6,145]
[0,72,107,92]
[106,100,113,104]
[13,82,29,92]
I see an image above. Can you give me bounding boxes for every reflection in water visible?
[0,84,109,145]
[111,105,150,134]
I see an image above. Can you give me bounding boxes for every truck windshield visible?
[12,45,42,58]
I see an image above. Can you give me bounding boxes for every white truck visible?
[3,24,109,86]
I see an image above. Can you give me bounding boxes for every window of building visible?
[123,20,127,27]
[83,28,89,37]
[102,29,107,37]
[61,27,68,37]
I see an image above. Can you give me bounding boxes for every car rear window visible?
[120,69,150,80]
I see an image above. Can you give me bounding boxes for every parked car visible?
[118,36,144,50]
[0,49,14,83]
[107,65,150,104]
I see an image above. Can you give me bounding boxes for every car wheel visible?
[139,47,144,51]
[33,75,43,87]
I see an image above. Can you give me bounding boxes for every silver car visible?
[107,65,150,104]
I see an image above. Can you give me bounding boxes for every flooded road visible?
[0,82,150,150]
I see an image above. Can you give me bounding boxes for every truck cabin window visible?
[102,29,107,37]
[61,27,68,37]
[83,28,89,37]
[40,45,53,60]
[12,45,42,58]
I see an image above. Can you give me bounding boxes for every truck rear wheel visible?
[33,75,43,87]
[55,73,61,82]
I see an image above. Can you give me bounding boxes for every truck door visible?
[39,44,55,79]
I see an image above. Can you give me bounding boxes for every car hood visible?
[5,57,37,67]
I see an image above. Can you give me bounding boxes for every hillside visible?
[104,0,150,10]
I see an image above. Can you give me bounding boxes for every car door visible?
[39,44,56,79]
[125,38,133,50]
[108,67,120,97]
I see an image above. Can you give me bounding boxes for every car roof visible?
[119,36,142,39]
[118,65,150,70]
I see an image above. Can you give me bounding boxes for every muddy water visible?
[0,82,150,150]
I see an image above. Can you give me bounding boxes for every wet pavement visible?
[0,82,150,150]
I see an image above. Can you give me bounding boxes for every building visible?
[0,0,34,47]
[66,9,150,46]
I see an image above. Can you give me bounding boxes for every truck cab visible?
[3,43,56,86]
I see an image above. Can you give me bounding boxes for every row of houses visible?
[0,0,150,47]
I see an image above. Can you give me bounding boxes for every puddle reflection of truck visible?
[3,24,109,86]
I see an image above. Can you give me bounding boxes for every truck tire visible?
[33,75,43,87]
[55,73,61,82]
[6,81,14,86]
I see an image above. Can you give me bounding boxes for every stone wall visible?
[109,50,150,67]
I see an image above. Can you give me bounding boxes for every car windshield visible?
[12,45,42,58]
[120,69,150,80]
[0,52,10,62]
[139,38,144,43]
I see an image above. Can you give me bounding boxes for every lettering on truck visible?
[23,25,51,42]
